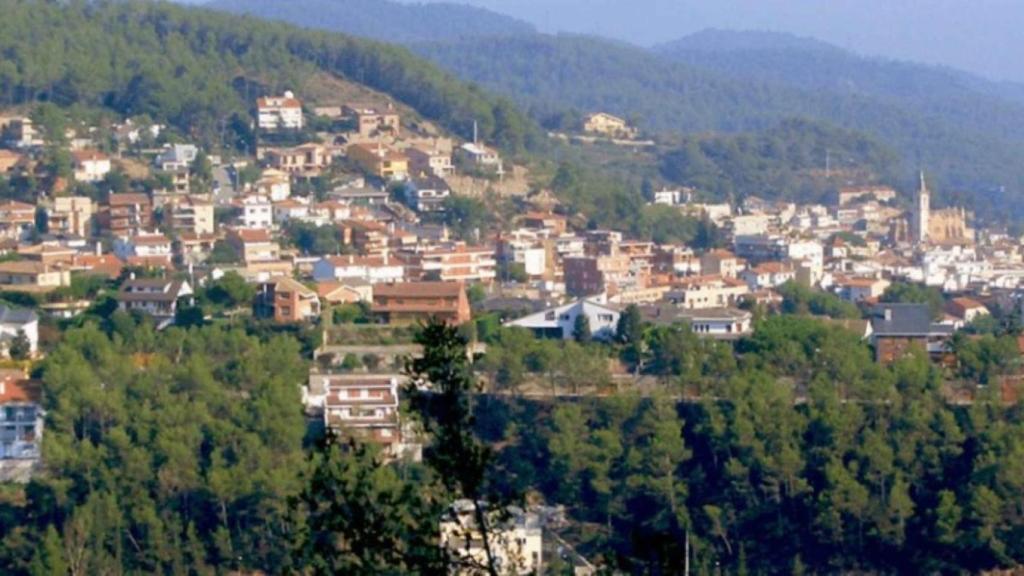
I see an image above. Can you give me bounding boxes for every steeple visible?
[915,170,930,245]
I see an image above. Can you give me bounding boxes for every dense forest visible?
[0,0,540,154]
[658,119,902,205]
[207,0,536,43]
[408,33,1024,219]
[3,306,1024,573]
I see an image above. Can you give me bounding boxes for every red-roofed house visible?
[371,281,470,325]
[71,150,111,182]
[0,372,43,462]
[226,228,281,264]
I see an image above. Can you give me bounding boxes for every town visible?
[1,87,1022,571]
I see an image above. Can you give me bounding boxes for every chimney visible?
[884,308,892,321]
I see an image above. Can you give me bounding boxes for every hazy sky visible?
[413,0,1024,83]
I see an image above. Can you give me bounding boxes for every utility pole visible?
[685,529,690,576]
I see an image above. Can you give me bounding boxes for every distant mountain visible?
[204,0,535,43]
[410,32,1024,219]
[655,29,1024,112]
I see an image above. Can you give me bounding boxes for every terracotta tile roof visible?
[231,228,273,243]
[108,193,150,206]
[374,281,462,299]
[0,374,41,404]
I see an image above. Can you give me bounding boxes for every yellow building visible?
[347,143,409,181]
[583,112,638,139]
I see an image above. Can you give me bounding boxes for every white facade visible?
[505,299,620,340]
[240,195,273,229]
[312,257,405,284]
[441,501,543,576]
[257,92,304,131]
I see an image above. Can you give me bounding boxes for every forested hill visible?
[411,33,1024,220]
[0,0,539,153]
[205,0,536,43]
[655,29,1024,121]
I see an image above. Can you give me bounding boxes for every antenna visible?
[473,120,478,145]
[825,149,831,178]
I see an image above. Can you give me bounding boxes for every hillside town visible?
[2,88,1024,573]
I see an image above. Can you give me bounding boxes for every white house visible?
[441,500,543,576]
[257,91,304,131]
[113,233,172,261]
[71,150,111,183]
[505,299,620,341]
[0,306,38,357]
[155,144,198,171]
[312,255,405,284]
[116,278,193,320]
[239,195,273,229]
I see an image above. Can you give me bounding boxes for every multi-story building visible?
[408,245,497,284]
[263,276,320,324]
[371,281,470,326]
[406,145,454,177]
[113,233,173,266]
[666,275,750,310]
[104,193,153,236]
[47,196,93,237]
[308,374,404,449]
[257,92,304,131]
[564,254,646,298]
[170,196,215,236]
[116,278,193,320]
[239,195,273,229]
[226,228,280,263]
[0,372,43,462]
[582,112,638,139]
[0,201,36,241]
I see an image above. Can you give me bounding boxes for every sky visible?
[412,0,1024,83]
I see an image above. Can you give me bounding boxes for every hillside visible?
[409,33,1024,220]
[0,0,539,153]
[204,0,535,43]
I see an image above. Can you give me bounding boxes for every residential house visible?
[641,305,752,339]
[255,169,291,202]
[265,144,331,176]
[114,231,172,260]
[834,276,890,303]
[371,281,470,326]
[239,195,273,229]
[521,212,568,235]
[347,143,409,181]
[404,174,450,212]
[104,193,153,236]
[71,150,111,183]
[155,143,198,171]
[263,276,321,324]
[0,373,43,464]
[441,500,543,576]
[699,249,739,278]
[116,278,193,320]
[312,254,404,285]
[47,196,93,237]
[0,306,38,356]
[226,228,280,264]
[0,262,70,290]
[406,145,454,177]
[68,253,124,280]
[316,280,372,305]
[666,275,750,310]
[583,112,638,139]
[0,201,35,241]
[505,299,620,341]
[946,297,990,324]
[740,262,797,291]
[344,103,401,138]
[257,92,304,131]
[870,303,954,363]
[0,150,23,173]
[175,233,219,265]
[1,117,42,149]
[457,142,503,174]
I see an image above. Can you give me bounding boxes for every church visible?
[908,172,974,245]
